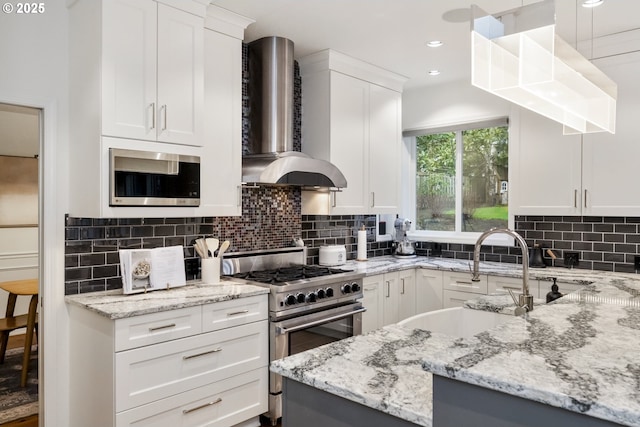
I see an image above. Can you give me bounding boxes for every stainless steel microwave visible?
[109,148,200,207]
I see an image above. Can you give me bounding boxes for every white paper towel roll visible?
[357,228,367,261]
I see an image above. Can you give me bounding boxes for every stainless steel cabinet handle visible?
[148,323,176,332]
[183,347,222,360]
[386,281,390,298]
[401,278,405,294]
[237,186,242,207]
[584,189,588,208]
[455,281,472,285]
[149,102,155,130]
[574,189,577,208]
[227,309,249,316]
[182,398,222,414]
[371,192,375,208]
[364,286,376,292]
[161,104,167,130]
[331,192,336,208]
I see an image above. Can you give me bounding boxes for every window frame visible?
[402,118,513,246]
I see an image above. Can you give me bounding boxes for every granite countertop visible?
[65,279,269,319]
[343,255,605,285]
[272,258,640,427]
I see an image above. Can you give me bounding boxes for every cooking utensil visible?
[193,243,205,258]
[216,240,230,258]
[195,238,208,258]
[205,238,219,258]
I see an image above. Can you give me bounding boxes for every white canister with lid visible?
[318,245,347,266]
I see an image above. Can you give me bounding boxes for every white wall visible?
[0,2,70,426]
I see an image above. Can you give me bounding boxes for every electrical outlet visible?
[634,255,640,271]
[564,251,579,268]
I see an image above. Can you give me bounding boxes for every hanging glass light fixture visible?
[471,0,617,134]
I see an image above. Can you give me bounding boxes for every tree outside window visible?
[416,125,508,233]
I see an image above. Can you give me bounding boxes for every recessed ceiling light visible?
[582,0,603,7]
[428,70,440,76]
[427,40,443,48]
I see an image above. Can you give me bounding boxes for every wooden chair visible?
[0,279,38,387]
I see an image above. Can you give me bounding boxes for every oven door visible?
[270,302,365,394]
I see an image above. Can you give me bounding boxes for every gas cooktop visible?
[229,265,354,285]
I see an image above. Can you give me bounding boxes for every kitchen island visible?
[271,267,640,427]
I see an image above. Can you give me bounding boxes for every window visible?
[412,120,509,239]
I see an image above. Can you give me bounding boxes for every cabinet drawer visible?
[202,295,268,332]
[115,320,268,412]
[115,306,202,352]
[488,276,540,299]
[115,368,268,427]
[443,271,487,295]
[443,290,476,309]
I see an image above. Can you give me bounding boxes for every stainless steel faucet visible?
[471,228,533,313]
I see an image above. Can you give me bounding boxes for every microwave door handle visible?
[167,159,179,175]
[276,307,366,335]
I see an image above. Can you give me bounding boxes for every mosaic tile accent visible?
[302,215,394,265]
[65,186,301,295]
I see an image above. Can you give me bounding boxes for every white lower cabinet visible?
[69,295,268,427]
[416,268,443,313]
[487,275,540,299]
[381,270,416,326]
[361,275,384,333]
[443,271,487,308]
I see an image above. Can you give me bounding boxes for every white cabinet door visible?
[443,290,475,309]
[102,0,157,141]
[369,84,401,213]
[200,28,242,216]
[382,272,400,326]
[361,275,383,333]
[510,107,582,215]
[582,52,640,215]
[397,269,416,322]
[156,4,204,146]
[487,275,540,299]
[416,268,443,313]
[330,72,369,214]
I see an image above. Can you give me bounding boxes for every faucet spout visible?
[472,228,533,312]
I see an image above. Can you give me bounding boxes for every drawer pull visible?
[227,309,249,316]
[182,398,222,414]
[455,281,472,285]
[183,347,222,360]
[148,323,176,332]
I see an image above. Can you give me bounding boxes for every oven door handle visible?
[276,307,367,335]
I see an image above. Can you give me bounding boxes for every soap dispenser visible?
[546,278,563,303]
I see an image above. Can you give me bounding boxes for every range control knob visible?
[285,294,296,306]
[325,287,334,298]
[351,282,361,292]
[296,293,306,304]
[341,283,352,294]
[306,292,317,303]
[316,288,326,299]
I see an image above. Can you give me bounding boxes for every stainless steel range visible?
[222,247,365,425]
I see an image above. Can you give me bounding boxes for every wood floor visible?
[0,335,38,427]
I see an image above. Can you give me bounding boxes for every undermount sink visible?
[397,307,512,338]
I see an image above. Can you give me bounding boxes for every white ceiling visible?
[209,0,640,90]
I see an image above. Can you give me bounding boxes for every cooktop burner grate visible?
[229,265,352,284]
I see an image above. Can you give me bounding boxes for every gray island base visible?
[432,375,624,427]
[282,378,417,427]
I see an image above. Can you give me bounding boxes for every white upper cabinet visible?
[200,7,254,216]
[511,50,640,216]
[299,50,407,215]
[102,0,204,146]
[68,0,251,217]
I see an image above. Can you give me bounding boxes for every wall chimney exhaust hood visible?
[243,36,347,189]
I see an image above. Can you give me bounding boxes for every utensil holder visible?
[201,258,220,284]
